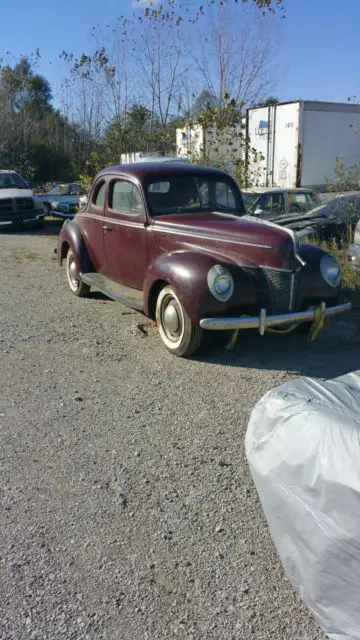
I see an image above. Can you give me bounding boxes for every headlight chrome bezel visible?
[207,264,234,302]
[320,254,341,288]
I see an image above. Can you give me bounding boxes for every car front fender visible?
[143,251,256,323]
[298,243,341,301]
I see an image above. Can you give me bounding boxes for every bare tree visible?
[133,16,187,131]
[192,3,280,109]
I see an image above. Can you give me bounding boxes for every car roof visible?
[0,169,19,174]
[98,162,232,181]
[251,187,316,195]
[132,156,190,164]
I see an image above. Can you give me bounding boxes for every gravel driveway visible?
[1,228,359,640]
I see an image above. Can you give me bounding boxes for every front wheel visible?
[65,248,90,297]
[155,286,203,357]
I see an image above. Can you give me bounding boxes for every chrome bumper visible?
[199,302,352,333]
[348,244,360,270]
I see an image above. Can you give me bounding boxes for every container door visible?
[247,106,270,187]
[272,103,301,188]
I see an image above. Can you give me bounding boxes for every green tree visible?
[0,55,97,183]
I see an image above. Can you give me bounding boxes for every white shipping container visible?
[247,101,360,188]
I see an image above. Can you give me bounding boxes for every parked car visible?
[35,182,86,218]
[57,163,350,357]
[0,170,44,229]
[78,193,88,209]
[307,193,360,236]
[247,192,360,245]
[249,188,320,216]
[348,218,360,271]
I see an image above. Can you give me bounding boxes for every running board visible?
[81,273,144,312]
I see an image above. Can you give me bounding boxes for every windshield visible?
[0,172,28,190]
[47,185,70,195]
[146,175,243,216]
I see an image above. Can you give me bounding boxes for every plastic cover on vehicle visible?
[245,371,360,640]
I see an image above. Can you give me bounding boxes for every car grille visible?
[0,198,13,215]
[245,267,299,313]
[15,197,34,211]
[0,197,35,217]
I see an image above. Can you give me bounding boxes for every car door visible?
[78,178,107,273]
[103,178,147,289]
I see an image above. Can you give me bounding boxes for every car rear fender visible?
[57,219,93,277]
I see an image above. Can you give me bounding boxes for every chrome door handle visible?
[102,225,112,232]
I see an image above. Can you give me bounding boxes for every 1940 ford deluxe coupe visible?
[57,163,351,357]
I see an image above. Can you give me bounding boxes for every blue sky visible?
[0,0,359,105]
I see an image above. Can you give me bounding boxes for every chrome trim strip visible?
[151,225,272,249]
[199,302,352,331]
[289,272,296,311]
[258,264,294,273]
[78,212,144,229]
[78,212,272,247]
[259,308,267,335]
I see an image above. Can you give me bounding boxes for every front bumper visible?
[50,210,75,219]
[348,244,360,270]
[0,212,44,225]
[199,302,351,333]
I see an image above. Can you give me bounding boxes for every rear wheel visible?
[155,285,203,357]
[65,247,90,297]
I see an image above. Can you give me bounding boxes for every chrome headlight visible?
[207,265,234,302]
[320,254,341,287]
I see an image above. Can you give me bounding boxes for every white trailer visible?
[247,100,360,188]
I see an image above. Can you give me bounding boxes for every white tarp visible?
[245,371,360,640]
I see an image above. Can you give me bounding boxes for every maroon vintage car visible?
[57,163,351,356]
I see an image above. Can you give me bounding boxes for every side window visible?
[215,183,236,209]
[306,192,318,210]
[109,180,143,215]
[130,187,143,214]
[92,181,106,209]
[255,195,266,211]
[260,194,283,213]
[288,193,308,213]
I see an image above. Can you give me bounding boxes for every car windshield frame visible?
[145,174,244,217]
[0,172,29,190]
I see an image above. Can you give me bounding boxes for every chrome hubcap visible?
[68,257,78,287]
[162,297,182,341]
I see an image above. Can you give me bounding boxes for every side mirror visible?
[253,207,263,215]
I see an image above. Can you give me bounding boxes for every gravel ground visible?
[1,227,360,640]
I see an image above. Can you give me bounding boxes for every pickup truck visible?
[0,170,44,228]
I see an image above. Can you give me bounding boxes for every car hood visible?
[152,211,298,270]
[0,188,33,199]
